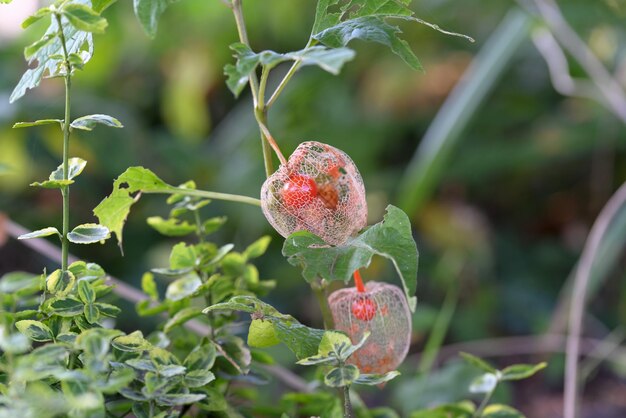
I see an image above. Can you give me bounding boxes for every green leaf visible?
[24,34,56,59]
[22,7,52,28]
[469,373,498,394]
[96,303,121,318]
[169,242,197,269]
[78,280,96,303]
[68,261,105,281]
[67,223,110,244]
[62,3,108,33]
[165,273,202,301]
[482,405,525,418]
[95,368,135,394]
[459,352,497,373]
[49,297,84,317]
[70,114,123,130]
[184,343,217,371]
[184,370,215,388]
[163,307,204,332]
[15,320,53,342]
[201,216,227,235]
[133,0,177,38]
[205,296,325,359]
[92,0,119,13]
[94,167,173,249]
[18,227,61,240]
[83,303,100,323]
[314,16,421,70]
[11,4,94,103]
[141,272,159,300]
[48,157,88,181]
[47,269,76,296]
[147,216,196,236]
[224,43,355,97]
[243,236,271,259]
[318,330,352,357]
[409,402,475,418]
[247,319,280,348]
[324,364,360,387]
[0,326,31,354]
[0,271,40,294]
[156,394,206,407]
[283,205,418,310]
[500,362,547,381]
[13,119,62,129]
[354,370,400,386]
[30,179,74,189]
[112,331,152,352]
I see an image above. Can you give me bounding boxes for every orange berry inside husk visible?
[352,296,377,321]
[281,174,317,209]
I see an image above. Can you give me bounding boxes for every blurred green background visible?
[1,0,626,416]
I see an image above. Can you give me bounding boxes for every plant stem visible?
[342,386,353,418]
[353,270,365,293]
[266,39,315,108]
[473,385,496,418]
[231,0,258,107]
[255,108,275,177]
[56,12,72,273]
[311,280,334,329]
[143,187,262,207]
[193,209,205,243]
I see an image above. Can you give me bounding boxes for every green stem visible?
[473,385,496,418]
[231,0,259,107]
[193,209,205,243]
[143,188,261,207]
[311,280,334,329]
[255,108,275,177]
[266,39,315,108]
[342,386,353,418]
[56,12,72,273]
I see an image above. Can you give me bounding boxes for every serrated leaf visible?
[94,167,173,250]
[243,236,271,259]
[354,370,400,385]
[70,114,123,130]
[247,319,280,348]
[141,272,159,300]
[163,307,204,332]
[165,273,202,302]
[133,0,177,38]
[169,242,197,269]
[62,3,108,33]
[469,373,498,394]
[18,227,61,240]
[500,362,547,381]
[147,216,196,236]
[11,1,94,103]
[15,320,53,342]
[47,269,76,296]
[283,205,418,311]
[13,119,62,128]
[67,223,109,244]
[324,365,359,387]
[49,297,84,317]
[460,352,497,373]
[314,16,421,70]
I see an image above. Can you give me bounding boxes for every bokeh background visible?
[1,0,626,416]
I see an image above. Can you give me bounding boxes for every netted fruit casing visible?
[261,141,367,246]
[328,281,411,374]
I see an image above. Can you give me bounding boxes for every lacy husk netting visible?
[328,281,412,374]
[260,141,367,246]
